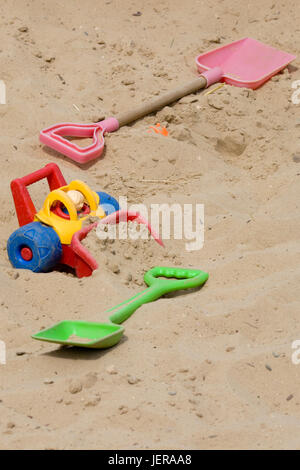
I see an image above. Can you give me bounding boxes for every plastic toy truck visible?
[7,163,121,278]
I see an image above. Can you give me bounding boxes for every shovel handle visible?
[108,266,208,324]
[108,287,159,324]
[116,76,207,127]
[144,266,208,292]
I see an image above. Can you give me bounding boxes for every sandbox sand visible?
[0,0,299,450]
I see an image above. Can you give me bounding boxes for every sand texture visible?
[0,0,300,450]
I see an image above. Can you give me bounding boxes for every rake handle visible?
[116,76,207,127]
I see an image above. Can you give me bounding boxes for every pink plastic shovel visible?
[40,38,295,164]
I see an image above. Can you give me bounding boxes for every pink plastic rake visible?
[40,38,295,164]
[71,210,163,274]
[100,210,164,247]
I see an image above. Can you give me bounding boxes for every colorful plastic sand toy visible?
[32,266,209,349]
[7,163,162,277]
[39,38,295,164]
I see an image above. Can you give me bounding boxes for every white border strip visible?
[0,340,6,365]
[0,80,6,104]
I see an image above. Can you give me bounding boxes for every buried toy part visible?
[7,163,162,278]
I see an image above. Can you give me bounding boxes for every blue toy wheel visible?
[96,191,120,216]
[7,222,62,273]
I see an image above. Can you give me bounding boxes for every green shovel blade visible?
[32,320,124,349]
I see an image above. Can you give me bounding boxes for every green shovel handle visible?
[144,266,209,291]
[108,266,208,324]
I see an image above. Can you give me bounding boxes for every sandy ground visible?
[0,0,300,450]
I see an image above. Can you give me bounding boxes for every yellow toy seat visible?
[35,180,105,244]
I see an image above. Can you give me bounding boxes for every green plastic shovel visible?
[32,266,209,349]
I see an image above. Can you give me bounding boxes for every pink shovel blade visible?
[40,118,119,164]
[196,38,296,89]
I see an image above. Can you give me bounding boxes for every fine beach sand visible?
[0,0,300,450]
